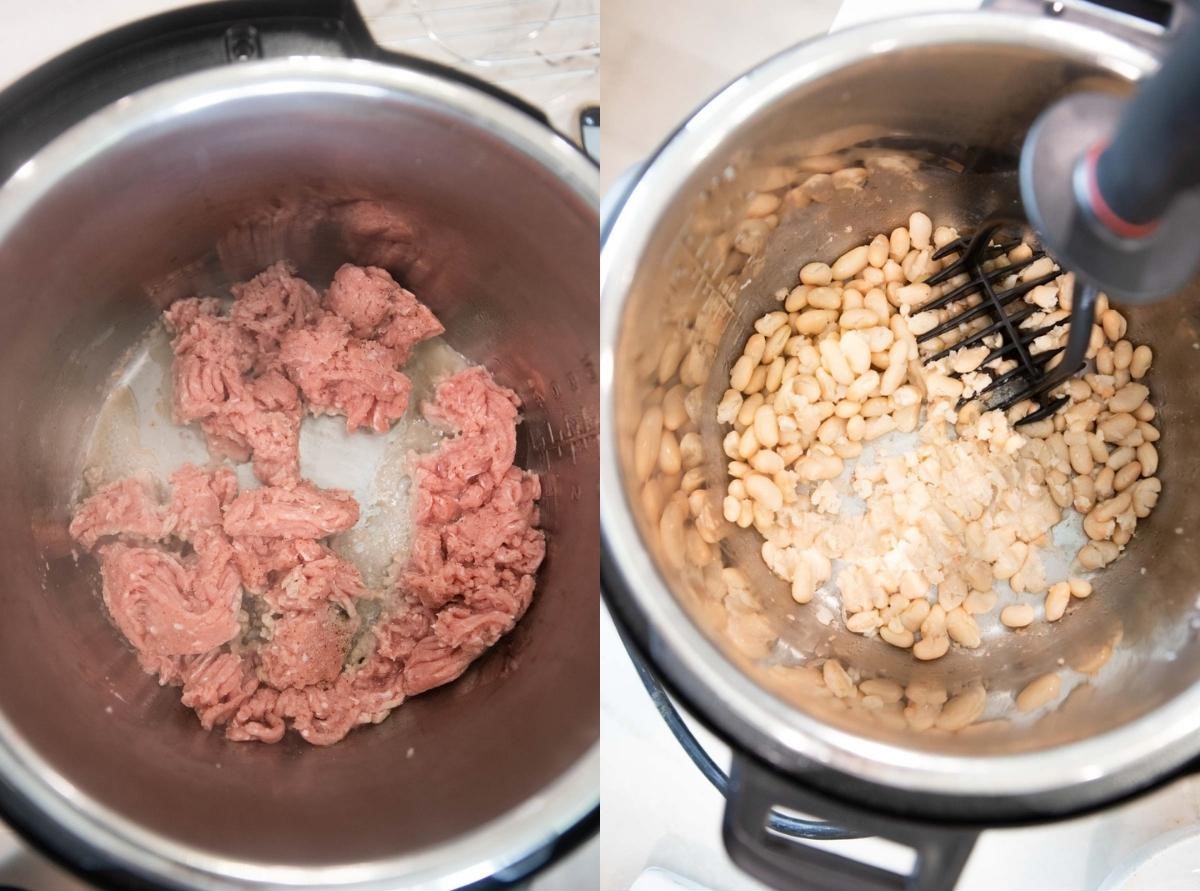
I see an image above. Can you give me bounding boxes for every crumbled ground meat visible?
[69,475,171,549]
[229,261,321,369]
[222,482,359,539]
[258,607,357,690]
[69,262,543,746]
[166,465,237,541]
[324,263,444,361]
[96,528,242,667]
[280,314,413,433]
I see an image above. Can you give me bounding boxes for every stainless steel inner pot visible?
[602,12,1200,817]
[0,59,598,889]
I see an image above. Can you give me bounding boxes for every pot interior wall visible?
[0,76,598,864]
[614,40,1200,755]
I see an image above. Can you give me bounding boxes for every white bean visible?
[634,408,664,482]
[908,211,932,249]
[1001,604,1035,628]
[744,473,783,511]
[1017,673,1061,712]
[832,245,870,280]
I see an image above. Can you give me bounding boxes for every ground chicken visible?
[69,264,543,746]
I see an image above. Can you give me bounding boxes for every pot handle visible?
[723,755,979,891]
[0,0,549,184]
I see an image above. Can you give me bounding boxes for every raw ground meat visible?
[163,261,438,481]
[324,263,444,361]
[69,263,544,746]
[265,551,366,616]
[96,529,242,669]
[280,314,413,433]
[229,261,321,369]
[258,608,357,690]
[165,298,303,486]
[231,535,327,594]
[68,475,171,549]
[167,465,237,541]
[222,483,360,539]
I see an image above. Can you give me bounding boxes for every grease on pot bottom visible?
[68,261,546,746]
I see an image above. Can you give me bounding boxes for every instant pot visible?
[601,2,1200,889]
[0,1,598,889]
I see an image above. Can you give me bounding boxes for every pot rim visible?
[0,56,598,890]
[599,11,1199,809]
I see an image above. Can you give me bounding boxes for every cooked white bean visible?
[845,414,866,442]
[867,233,890,268]
[1000,603,1035,628]
[754,405,780,448]
[898,598,930,633]
[792,562,815,604]
[946,608,981,648]
[881,624,914,649]
[800,262,832,286]
[795,453,844,481]
[634,408,664,482]
[1101,308,1127,342]
[755,311,790,337]
[795,309,837,335]
[659,430,682,475]
[1137,442,1158,476]
[846,370,880,403]
[737,426,759,460]
[840,308,880,330]
[1109,383,1149,414]
[730,355,755,392]
[717,388,743,424]
[863,415,896,441]
[860,678,904,704]
[1044,582,1070,622]
[1078,540,1120,570]
[744,473,783,511]
[1114,461,1142,492]
[840,331,872,376]
[819,337,855,385]
[902,248,934,283]
[846,610,881,633]
[745,192,782,218]
[1016,673,1061,712]
[822,659,855,698]
[937,685,986,731]
[662,385,689,431]
[832,167,869,190]
[807,286,841,311]
[908,212,932,249]
[1131,477,1161,518]
[680,432,703,469]
[1130,344,1153,379]
[829,244,869,282]
[913,633,950,661]
[737,392,764,428]
[1113,339,1133,371]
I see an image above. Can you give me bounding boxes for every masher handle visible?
[1093,16,1200,230]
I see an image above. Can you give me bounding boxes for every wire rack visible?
[362,0,599,136]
